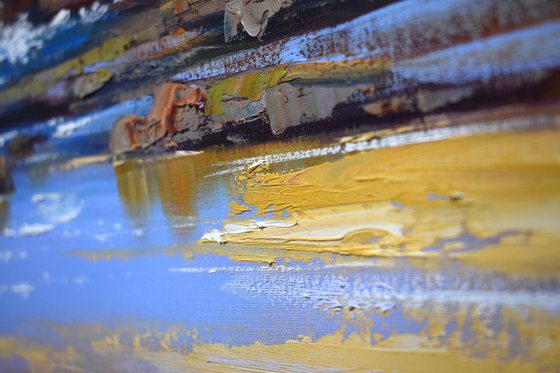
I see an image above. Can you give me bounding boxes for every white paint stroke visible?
[11,283,34,299]
[19,223,55,236]
[0,2,108,66]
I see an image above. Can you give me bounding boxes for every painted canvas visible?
[0,0,559,371]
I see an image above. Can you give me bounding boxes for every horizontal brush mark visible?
[50,330,560,371]
[53,116,94,139]
[83,30,203,74]
[168,261,560,309]
[341,113,555,152]
[16,223,54,236]
[5,318,559,372]
[169,260,399,274]
[58,154,111,170]
[201,219,298,244]
[322,260,396,269]
[172,0,560,82]
[222,270,560,311]
[0,95,153,146]
[170,266,259,274]
[397,291,560,310]
[393,21,560,85]
[216,266,560,364]
[169,264,304,274]
[205,165,247,178]
[206,110,557,177]
[165,255,560,362]
[213,145,342,169]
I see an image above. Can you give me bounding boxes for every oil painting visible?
[0,0,559,371]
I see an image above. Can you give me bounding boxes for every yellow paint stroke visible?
[187,242,324,264]
[154,153,200,219]
[71,241,324,265]
[2,311,559,373]
[59,154,111,171]
[168,332,544,373]
[284,57,392,81]
[202,129,560,276]
[229,200,251,215]
[451,231,560,276]
[203,58,392,117]
[114,160,152,224]
[0,35,132,103]
[0,337,79,372]
[159,0,175,12]
[399,303,560,370]
[71,249,147,262]
[205,65,288,115]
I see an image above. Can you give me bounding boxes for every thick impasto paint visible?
[0,0,559,372]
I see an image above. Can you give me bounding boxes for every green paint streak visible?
[206,65,287,115]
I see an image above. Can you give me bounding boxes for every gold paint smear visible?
[70,241,326,264]
[406,303,560,360]
[451,231,560,276]
[188,242,320,264]
[96,329,553,372]
[59,154,111,171]
[0,331,543,372]
[207,129,560,275]
[71,249,142,262]
[229,200,251,215]
[284,57,391,82]
[3,306,559,373]
[0,337,79,372]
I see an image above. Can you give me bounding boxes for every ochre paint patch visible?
[3,314,559,373]
[204,129,560,276]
